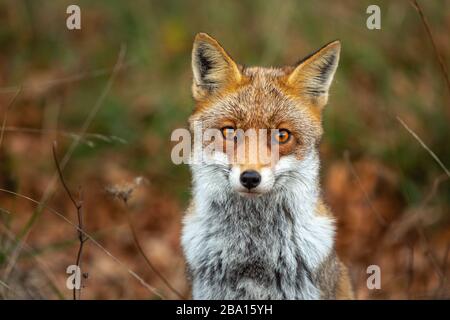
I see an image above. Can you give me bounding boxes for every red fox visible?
[181,33,354,299]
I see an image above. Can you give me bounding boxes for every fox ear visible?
[191,33,242,101]
[287,40,340,107]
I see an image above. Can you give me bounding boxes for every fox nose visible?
[240,170,261,190]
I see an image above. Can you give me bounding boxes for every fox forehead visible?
[189,66,323,140]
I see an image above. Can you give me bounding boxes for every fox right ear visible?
[191,33,241,101]
[287,40,341,108]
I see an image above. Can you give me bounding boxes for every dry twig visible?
[397,116,450,178]
[9,45,127,276]
[0,61,135,95]
[52,142,87,300]
[0,223,64,299]
[0,187,164,299]
[406,244,415,299]
[1,126,127,146]
[0,88,21,149]
[106,179,185,299]
[343,151,387,226]
[410,0,450,98]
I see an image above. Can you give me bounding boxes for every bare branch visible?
[343,151,387,226]
[52,142,79,210]
[52,142,87,300]
[10,44,127,274]
[416,225,445,281]
[434,243,450,297]
[106,179,185,299]
[2,126,127,145]
[406,243,415,299]
[0,222,64,299]
[397,116,450,178]
[0,187,164,299]
[410,0,450,98]
[125,203,185,299]
[0,60,135,95]
[0,88,21,149]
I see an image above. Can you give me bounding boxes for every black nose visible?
[240,170,261,190]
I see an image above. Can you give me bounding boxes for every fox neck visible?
[190,149,334,269]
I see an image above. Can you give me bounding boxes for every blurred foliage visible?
[0,0,449,299]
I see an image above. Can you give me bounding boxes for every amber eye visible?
[221,126,236,140]
[273,129,291,144]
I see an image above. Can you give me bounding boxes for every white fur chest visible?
[181,190,335,299]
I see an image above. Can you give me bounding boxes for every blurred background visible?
[0,0,449,299]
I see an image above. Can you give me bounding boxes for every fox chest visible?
[182,207,321,299]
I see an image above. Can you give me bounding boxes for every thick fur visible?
[182,33,353,300]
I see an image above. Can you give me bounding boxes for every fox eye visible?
[221,126,236,140]
[273,129,291,144]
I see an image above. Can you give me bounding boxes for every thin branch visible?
[0,187,164,299]
[421,174,449,205]
[384,173,448,245]
[124,200,185,299]
[416,225,445,281]
[52,142,79,209]
[52,142,87,300]
[0,279,14,299]
[406,243,415,299]
[2,126,127,145]
[10,44,127,274]
[105,178,185,299]
[397,116,450,178]
[0,88,21,149]
[343,151,387,226]
[0,279,11,290]
[58,44,128,172]
[434,243,450,297]
[410,0,450,97]
[0,60,135,95]
[0,223,65,299]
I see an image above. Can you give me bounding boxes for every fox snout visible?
[229,165,275,196]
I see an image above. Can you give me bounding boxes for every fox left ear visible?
[191,33,242,101]
[287,40,341,107]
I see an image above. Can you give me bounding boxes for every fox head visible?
[189,33,340,198]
